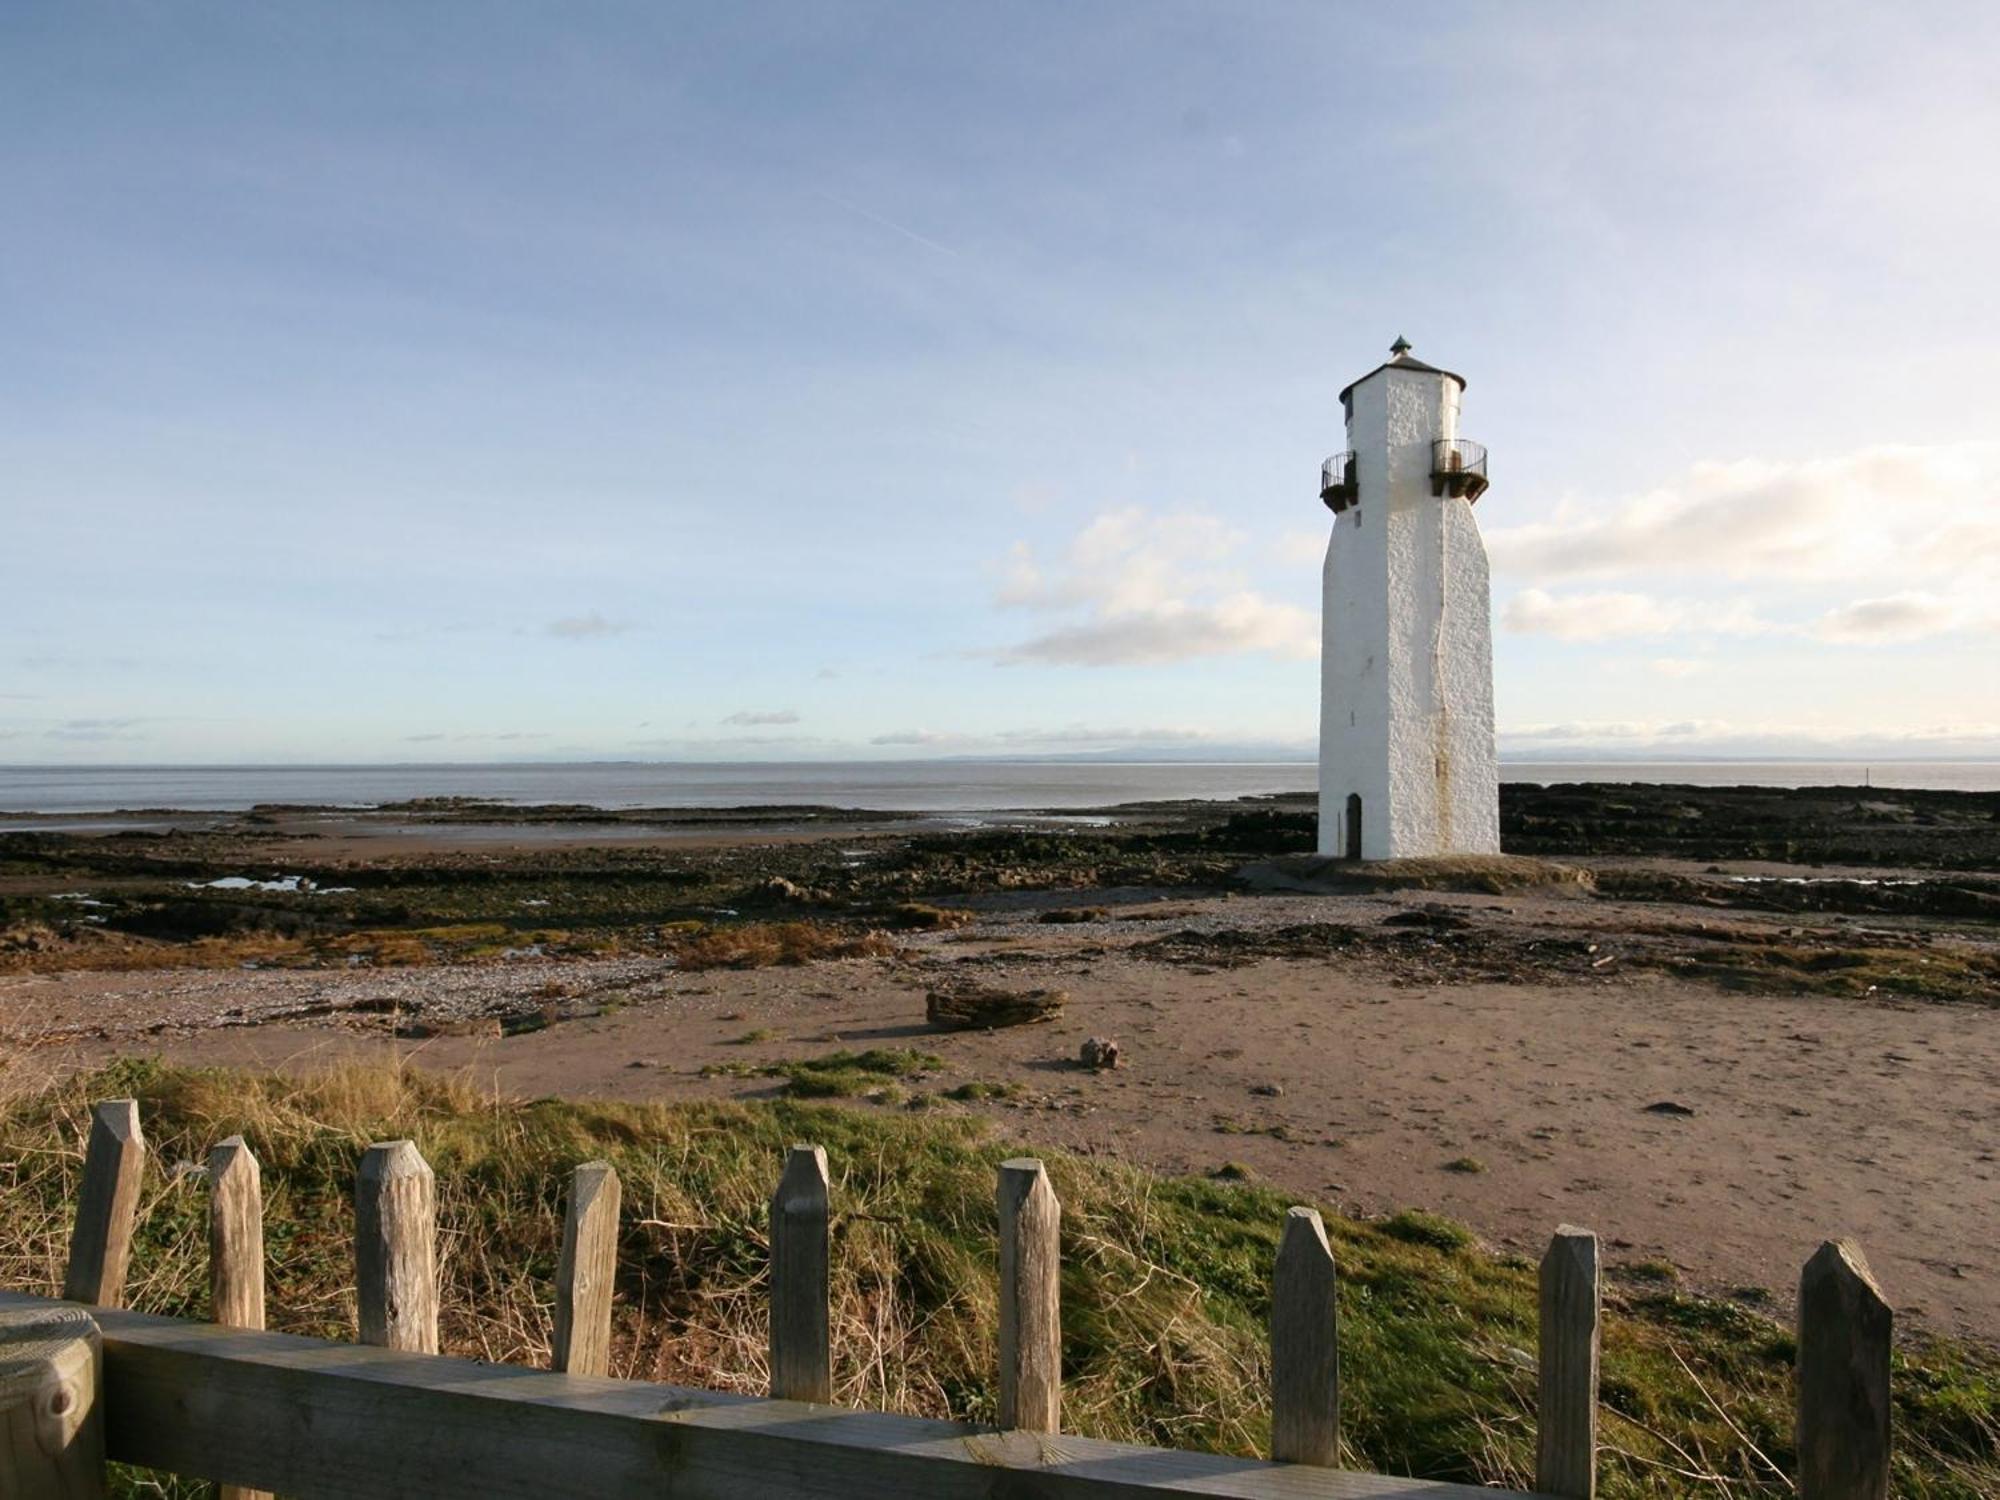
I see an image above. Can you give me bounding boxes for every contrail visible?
[813,189,957,256]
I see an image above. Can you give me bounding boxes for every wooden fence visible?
[0,1097,1893,1499]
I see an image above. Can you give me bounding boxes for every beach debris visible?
[1250,1081,1283,1097]
[749,876,817,905]
[1644,1100,1696,1116]
[1039,906,1110,925]
[925,981,1066,1031]
[396,1016,504,1040]
[1381,906,1473,931]
[1080,1036,1121,1070]
[890,902,976,930]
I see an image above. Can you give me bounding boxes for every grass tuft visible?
[1379,1209,1473,1253]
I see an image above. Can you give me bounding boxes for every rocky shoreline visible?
[3,782,1996,977]
[7,780,2000,1341]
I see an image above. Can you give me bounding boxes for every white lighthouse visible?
[1317,339,1500,860]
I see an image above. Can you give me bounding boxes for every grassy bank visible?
[3,1062,1996,1497]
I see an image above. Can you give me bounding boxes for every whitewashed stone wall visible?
[1318,360,1500,858]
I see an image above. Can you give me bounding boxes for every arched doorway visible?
[1344,793,1363,860]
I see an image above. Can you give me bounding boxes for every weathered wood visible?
[0,1301,105,1499]
[208,1136,265,1333]
[355,1140,437,1354]
[1797,1238,1891,1500]
[552,1160,621,1377]
[997,1156,1061,1433]
[1271,1207,1339,1467]
[768,1145,830,1403]
[1535,1226,1599,1499]
[0,1289,1517,1499]
[61,1100,144,1309]
[926,984,1066,1031]
[208,1136,270,1500]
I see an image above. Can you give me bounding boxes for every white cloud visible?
[999,596,1317,666]
[628,733,827,750]
[1504,580,1999,646]
[721,709,801,726]
[869,729,967,747]
[545,613,632,640]
[992,507,1316,666]
[400,731,550,744]
[1811,592,1988,644]
[870,724,1243,751]
[1499,719,2000,758]
[1648,658,1705,678]
[1504,589,1685,640]
[995,725,1210,745]
[1502,589,1772,641]
[1485,443,2000,586]
[1503,718,1726,744]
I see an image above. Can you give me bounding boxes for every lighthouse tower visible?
[1317,339,1499,860]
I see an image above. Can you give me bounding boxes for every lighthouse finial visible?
[1390,335,1412,356]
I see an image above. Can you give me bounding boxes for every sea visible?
[1,760,1997,816]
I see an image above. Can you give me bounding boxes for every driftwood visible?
[926,983,1066,1031]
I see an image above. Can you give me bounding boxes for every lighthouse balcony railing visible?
[1319,451,1357,513]
[1430,439,1488,502]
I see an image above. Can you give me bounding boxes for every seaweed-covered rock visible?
[926,982,1066,1030]
[1080,1036,1121,1070]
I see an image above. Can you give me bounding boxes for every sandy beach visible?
[7,782,1998,1342]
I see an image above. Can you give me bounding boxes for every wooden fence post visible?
[355,1141,438,1354]
[997,1157,1060,1433]
[208,1136,269,1500]
[552,1161,621,1377]
[62,1100,144,1309]
[1798,1238,1891,1500]
[0,1301,105,1499]
[1536,1225,1600,1499]
[1271,1206,1339,1467]
[769,1145,831,1403]
[209,1136,265,1332]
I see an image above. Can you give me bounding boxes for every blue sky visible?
[5,2,1997,764]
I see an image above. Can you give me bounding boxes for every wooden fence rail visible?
[0,1095,1900,1499]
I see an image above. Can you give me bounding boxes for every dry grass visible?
[0,924,314,975]
[3,1061,1996,1499]
[0,911,903,978]
[1242,854,1596,897]
[669,921,901,971]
